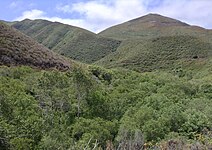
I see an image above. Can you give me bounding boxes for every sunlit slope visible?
[12,19,121,63]
[99,13,212,41]
[97,35,212,72]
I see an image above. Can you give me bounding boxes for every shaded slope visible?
[12,19,121,63]
[96,35,212,72]
[0,22,71,70]
[99,14,211,41]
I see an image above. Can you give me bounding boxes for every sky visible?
[1,0,212,33]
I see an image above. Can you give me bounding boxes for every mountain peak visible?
[99,14,208,40]
[145,13,162,17]
[128,13,189,27]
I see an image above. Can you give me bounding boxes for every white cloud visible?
[9,1,35,10]
[16,0,212,33]
[9,2,18,8]
[151,0,212,28]
[16,9,45,20]
[15,9,93,32]
[57,0,148,32]
[56,4,72,13]
[56,0,212,32]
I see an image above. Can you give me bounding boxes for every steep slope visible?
[99,13,211,41]
[97,35,212,72]
[0,22,71,70]
[97,14,212,72]
[11,19,121,63]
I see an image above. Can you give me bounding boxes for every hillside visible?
[0,22,71,70]
[99,13,211,41]
[0,13,212,149]
[97,35,212,72]
[0,20,17,26]
[11,19,121,63]
[96,14,212,72]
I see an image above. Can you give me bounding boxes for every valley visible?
[0,14,212,149]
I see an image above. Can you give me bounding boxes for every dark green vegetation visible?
[0,22,71,70]
[0,65,211,149]
[0,14,212,149]
[11,19,121,63]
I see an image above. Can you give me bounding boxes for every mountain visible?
[0,22,71,70]
[1,14,212,149]
[7,14,212,72]
[11,19,121,63]
[96,14,212,72]
[96,35,212,72]
[99,13,211,41]
[0,20,17,26]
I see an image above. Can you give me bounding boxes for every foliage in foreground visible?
[0,65,211,149]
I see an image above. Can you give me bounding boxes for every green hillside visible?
[97,35,212,72]
[99,14,211,41]
[0,20,17,26]
[11,19,121,63]
[0,22,71,70]
[97,14,212,72]
[0,14,212,149]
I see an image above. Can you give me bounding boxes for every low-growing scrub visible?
[0,66,211,149]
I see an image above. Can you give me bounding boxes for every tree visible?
[73,67,92,118]
[86,90,109,119]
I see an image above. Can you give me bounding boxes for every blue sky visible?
[1,0,212,33]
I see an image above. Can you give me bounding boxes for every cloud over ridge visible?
[16,0,212,33]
